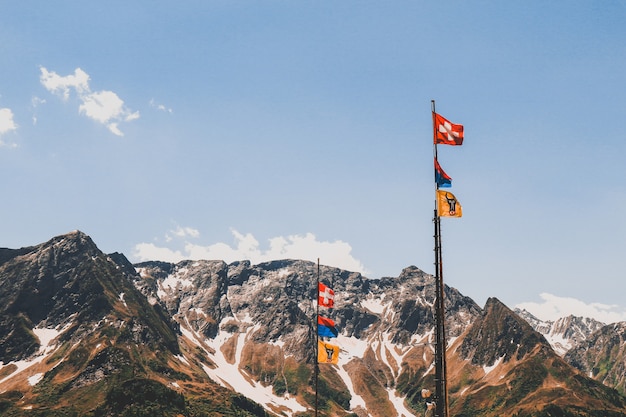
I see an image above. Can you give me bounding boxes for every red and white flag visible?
[433,112,464,146]
[318,282,335,308]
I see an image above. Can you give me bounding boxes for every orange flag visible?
[318,340,339,364]
[437,190,463,218]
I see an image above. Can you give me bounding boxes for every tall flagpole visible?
[315,258,320,417]
[431,99,449,417]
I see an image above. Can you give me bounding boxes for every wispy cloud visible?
[133,228,369,274]
[167,226,200,240]
[516,292,626,324]
[149,98,173,113]
[0,107,18,148]
[31,96,46,125]
[40,67,139,136]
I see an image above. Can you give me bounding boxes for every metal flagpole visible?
[315,258,320,417]
[431,99,449,417]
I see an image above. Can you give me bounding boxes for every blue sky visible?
[1,1,626,322]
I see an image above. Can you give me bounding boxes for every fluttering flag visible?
[434,158,452,188]
[318,340,340,364]
[318,282,335,308]
[317,315,339,338]
[433,112,464,146]
[437,190,463,218]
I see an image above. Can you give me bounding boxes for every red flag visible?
[434,157,452,188]
[318,315,336,327]
[318,282,335,308]
[433,112,463,145]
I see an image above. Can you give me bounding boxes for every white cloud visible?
[133,243,185,264]
[40,67,139,136]
[0,108,18,135]
[516,292,626,324]
[40,67,90,100]
[133,229,369,274]
[79,90,124,123]
[0,108,18,148]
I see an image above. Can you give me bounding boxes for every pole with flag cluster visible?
[431,100,464,417]
[315,259,339,417]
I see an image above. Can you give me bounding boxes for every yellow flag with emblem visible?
[437,190,462,218]
[318,340,339,364]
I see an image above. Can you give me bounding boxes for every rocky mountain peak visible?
[0,231,179,364]
[458,297,549,367]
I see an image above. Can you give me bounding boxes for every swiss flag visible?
[318,282,335,308]
[433,112,464,145]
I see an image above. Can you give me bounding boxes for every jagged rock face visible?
[565,322,626,395]
[135,259,233,338]
[0,232,114,362]
[0,231,225,416]
[448,299,626,417]
[514,308,626,397]
[332,265,481,345]
[459,298,548,366]
[134,260,482,364]
[0,231,180,364]
[2,231,626,417]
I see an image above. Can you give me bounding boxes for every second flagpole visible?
[431,99,449,417]
[315,258,320,417]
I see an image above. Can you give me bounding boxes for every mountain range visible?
[1,231,626,416]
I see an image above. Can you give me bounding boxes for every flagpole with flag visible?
[315,258,320,417]
[313,261,339,415]
[431,100,463,417]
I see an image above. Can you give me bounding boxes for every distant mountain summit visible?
[1,231,626,416]
[515,308,606,356]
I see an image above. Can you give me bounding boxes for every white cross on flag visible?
[318,282,335,308]
[433,112,464,146]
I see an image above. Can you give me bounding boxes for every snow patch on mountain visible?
[158,269,194,298]
[361,295,388,314]
[0,326,64,385]
[33,327,62,354]
[28,373,44,386]
[387,388,418,417]
[483,355,505,375]
[544,332,572,356]
[119,292,128,308]
[339,364,367,410]
[276,267,292,278]
[180,315,306,416]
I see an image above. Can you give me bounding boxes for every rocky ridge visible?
[1,231,626,417]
